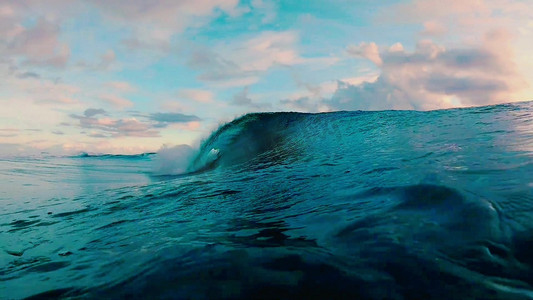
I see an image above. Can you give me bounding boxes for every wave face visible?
[2,102,533,299]
[188,112,309,172]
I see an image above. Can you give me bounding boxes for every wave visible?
[158,101,533,176]
[186,112,329,173]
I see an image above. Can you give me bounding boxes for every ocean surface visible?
[2,102,533,299]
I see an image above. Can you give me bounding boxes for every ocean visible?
[1,102,533,299]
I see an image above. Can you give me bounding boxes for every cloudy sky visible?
[1,0,532,155]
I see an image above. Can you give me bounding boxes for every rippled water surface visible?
[2,102,533,299]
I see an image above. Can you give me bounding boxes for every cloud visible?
[99,94,134,109]
[0,143,34,157]
[232,87,253,105]
[98,50,116,69]
[84,108,107,117]
[371,0,533,107]
[36,95,78,105]
[187,31,305,87]
[187,48,258,87]
[331,30,527,111]
[226,31,303,70]
[89,0,243,49]
[70,113,159,138]
[106,81,136,92]
[421,21,448,36]
[3,18,70,68]
[76,49,117,71]
[346,42,382,66]
[149,112,201,123]
[0,128,18,138]
[17,71,40,79]
[228,87,272,111]
[382,0,491,25]
[280,96,323,112]
[177,89,214,103]
[70,110,202,138]
[3,76,80,105]
[251,0,277,24]
[277,78,367,112]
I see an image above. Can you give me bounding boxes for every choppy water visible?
[2,102,533,299]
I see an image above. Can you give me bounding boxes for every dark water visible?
[2,102,533,299]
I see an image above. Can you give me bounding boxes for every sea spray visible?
[152,144,195,175]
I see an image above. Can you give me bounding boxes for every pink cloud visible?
[236,31,302,71]
[99,94,134,109]
[0,128,19,138]
[3,75,81,105]
[90,0,242,24]
[61,141,157,155]
[421,21,448,36]
[75,49,117,71]
[178,89,214,103]
[347,42,382,66]
[170,121,202,131]
[69,110,202,139]
[36,95,78,105]
[71,113,159,137]
[106,81,136,92]
[4,18,70,68]
[98,50,115,69]
[383,0,491,23]
[251,0,277,24]
[89,0,243,48]
[333,30,527,111]
[188,31,308,87]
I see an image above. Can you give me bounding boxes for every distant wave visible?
[71,152,156,159]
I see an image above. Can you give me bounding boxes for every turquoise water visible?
[1,102,533,299]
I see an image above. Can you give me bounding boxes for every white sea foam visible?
[152,144,195,175]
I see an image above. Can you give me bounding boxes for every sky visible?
[1,0,532,155]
